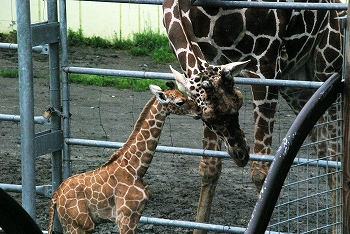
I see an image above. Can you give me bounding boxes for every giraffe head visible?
[150,81,202,118]
[170,61,250,167]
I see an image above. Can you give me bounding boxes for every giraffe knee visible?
[251,169,266,192]
[199,157,222,183]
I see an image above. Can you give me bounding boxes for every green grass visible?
[0,69,46,79]
[67,28,175,64]
[0,30,17,43]
[69,74,167,91]
[0,69,18,78]
[0,69,168,92]
[1,29,176,91]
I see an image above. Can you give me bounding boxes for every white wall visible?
[0,0,166,40]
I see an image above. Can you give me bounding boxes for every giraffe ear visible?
[149,84,169,104]
[221,60,250,76]
[170,65,187,93]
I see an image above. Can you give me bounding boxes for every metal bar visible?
[139,216,286,234]
[65,138,341,169]
[79,0,348,10]
[0,43,47,53]
[192,0,348,10]
[64,66,324,88]
[342,0,350,232]
[245,73,343,234]
[0,184,52,198]
[60,0,72,181]
[47,1,63,232]
[16,0,36,220]
[64,66,173,80]
[0,114,50,125]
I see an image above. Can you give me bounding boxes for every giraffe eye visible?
[176,100,185,106]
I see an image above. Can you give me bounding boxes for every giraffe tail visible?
[47,192,58,234]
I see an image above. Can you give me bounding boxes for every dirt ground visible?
[0,46,334,233]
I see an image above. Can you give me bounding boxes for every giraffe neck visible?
[104,96,167,178]
[163,0,209,77]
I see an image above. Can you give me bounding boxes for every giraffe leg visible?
[194,125,222,234]
[116,181,151,234]
[56,195,95,234]
[250,161,271,192]
[250,85,279,193]
[58,217,94,234]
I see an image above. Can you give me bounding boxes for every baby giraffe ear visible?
[149,84,169,104]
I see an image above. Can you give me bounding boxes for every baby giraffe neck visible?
[106,97,167,177]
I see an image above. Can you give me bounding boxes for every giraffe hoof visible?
[251,169,267,191]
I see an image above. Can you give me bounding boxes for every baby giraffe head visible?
[149,81,202,118]
[170,61,250,167]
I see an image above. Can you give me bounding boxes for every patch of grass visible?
[132,30,175,63]
[67,28,86,47]
[0,69,18,78]
[152,47,176,64]
[0,69,48,79]
[0,30,17,43]
[67,28,175,63]
[69,74,167,91]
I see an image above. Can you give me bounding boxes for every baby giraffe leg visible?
[57,204,95,234]
[116,181,151,234]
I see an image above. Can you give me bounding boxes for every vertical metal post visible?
[16,0,36,220]
[48,1,63,232]
[59,0,72,180]
[342,2,350,233]
[47,0,62,190]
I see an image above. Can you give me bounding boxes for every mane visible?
[102,96,158,166]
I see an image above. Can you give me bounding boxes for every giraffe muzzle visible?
[227,143,250,167]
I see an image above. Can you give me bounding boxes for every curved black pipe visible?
[0,189,43,234]
[245,73,343,234]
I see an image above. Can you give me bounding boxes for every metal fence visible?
[0,0,348,233]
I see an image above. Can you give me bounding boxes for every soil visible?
[0,46,327,233]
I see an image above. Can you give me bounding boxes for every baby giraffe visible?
[48,82,200,234]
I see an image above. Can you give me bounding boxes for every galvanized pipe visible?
[0,114,50,125]
[139,216,246,233]
[0,43,46,53]
[65,138,340,169]
[63,66,323,88]
[192,0,348,10]
[47,2,63,233]
[16,0,36,220]
[47,0,62,189]
[80,0,348,10]
[0,184,52,198]
[59,0,72,181]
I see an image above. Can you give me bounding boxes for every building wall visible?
[0,0,166,40]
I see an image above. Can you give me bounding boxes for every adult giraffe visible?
[163,0,345,233]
